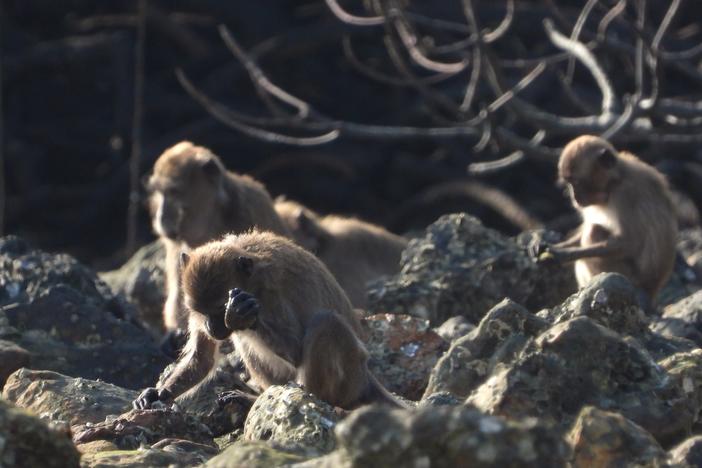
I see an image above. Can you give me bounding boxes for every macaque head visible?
[146,141,228,245]
[275,199,326,253]
[558,135,619,208]
[181,246,257,341]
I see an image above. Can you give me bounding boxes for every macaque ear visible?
[236,256,254,276]
[142,174,155,191]
[180,252,191,269]
[199,157,222,180]
[597,148,617,169]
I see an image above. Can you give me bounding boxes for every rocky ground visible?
[3,213,702,467]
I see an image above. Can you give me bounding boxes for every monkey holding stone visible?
[532,135,677,302]
[133,231,402,410]
[274,198,408,308]
[146,142,290,350]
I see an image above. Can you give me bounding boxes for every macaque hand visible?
[224,288,260,330]
[132,387,173,410]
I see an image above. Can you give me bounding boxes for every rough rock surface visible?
[0,236,168,389]
[362,313,447,400]
[80,441,216,468]
[309,404,569,467]
[0,398,81,468]
[568,406,671,468]
[423,299,548,399]
[3,368,135,426]
[0,339,30,387]
[243,384,339,457]
[654,289,702,346]
[367,214,575,325]
[72,408,216,450]
[205,441,306,467]
[157,351,252,437]
[100,240,166,333]
[658,349,702,421]
[669,435,702,467]
[541,273,648,335]
[433,315,475,342]
[467,317,695,446]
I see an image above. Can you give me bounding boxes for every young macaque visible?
[133,231,403,410]
[146,142,290,352]
[274,198,408,308]
[532,135,677,302]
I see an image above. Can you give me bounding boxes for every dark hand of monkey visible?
[528,237,552,263]
[217,389,257,409]
[132,387,173,410]
[224,288,260,330]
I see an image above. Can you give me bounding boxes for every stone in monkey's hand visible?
[225,287,260,331]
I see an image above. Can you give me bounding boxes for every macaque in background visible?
[146,141,290,354]
[133,231,403,410]
[532,135,677,303]
[274,197,408,308]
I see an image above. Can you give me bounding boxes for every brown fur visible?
[274,198,408,308]
[148,231,401,409]
[554,135,677,299]
[147,141,290,329]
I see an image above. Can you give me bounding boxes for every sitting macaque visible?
[145,142,290,351]
[132,231,402,410]
[274,198,408,308]
[532,135,677,301]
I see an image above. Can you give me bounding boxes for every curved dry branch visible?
[176,69,340,146]
[342,35,454,87]
[543,19,616,116]
[486,61,546,113]
[565,0,598,83]
[324,0,385,26]
[596,0,627,41]
[652,0,681,53]
[388,4,469,74]
[219,25,311,119]
[482,0,514,43]
[468,130,546,175]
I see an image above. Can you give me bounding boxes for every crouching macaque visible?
[133,231,403,410]
[146,142,290,352]
[532,135,677,301]
[274,198,408,308]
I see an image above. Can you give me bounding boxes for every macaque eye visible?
[236,256,254,276]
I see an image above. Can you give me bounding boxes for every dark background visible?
[3,0,702,268]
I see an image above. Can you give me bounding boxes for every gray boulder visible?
[0,236,168,390]
[366,214,575,325]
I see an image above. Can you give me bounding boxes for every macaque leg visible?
[160,327,218,399]
[297,311,374,409]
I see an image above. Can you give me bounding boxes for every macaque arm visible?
[553,227,582,249]
[159,328,218,399]
[549,236,626,263]
[163,239,186,330]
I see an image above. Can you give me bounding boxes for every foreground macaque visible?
[534,135,677,300]
[133,231,402,410]
[146,142,290,335]
[274,198,408,308]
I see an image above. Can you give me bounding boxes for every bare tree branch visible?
[126,0,146,256]
[543,19,616,116]
[324,0,385,26]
